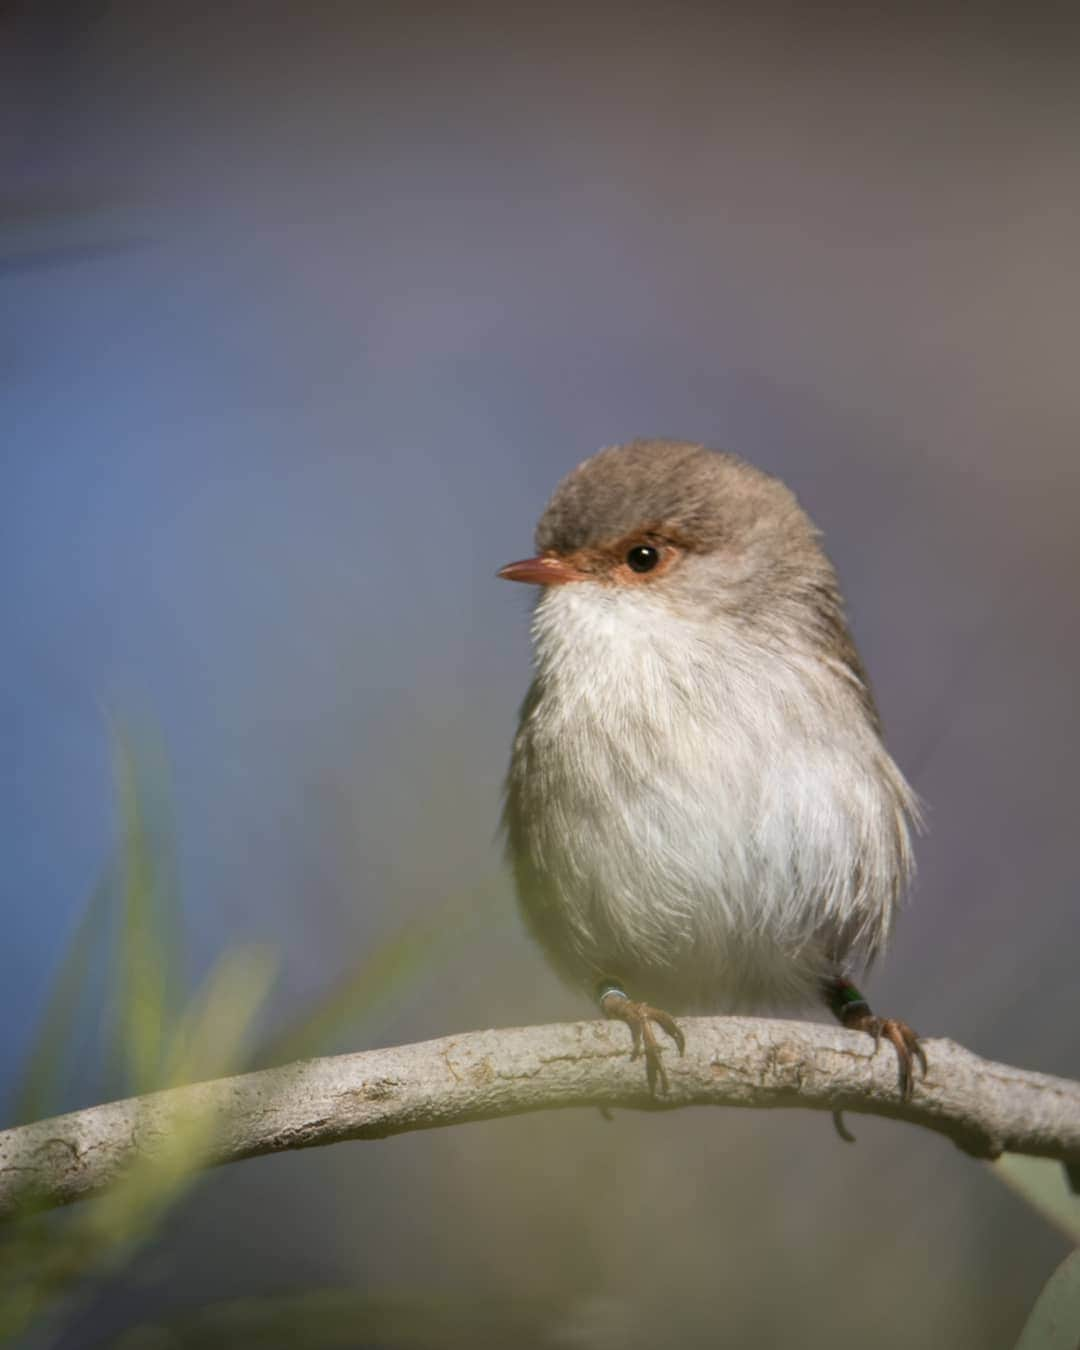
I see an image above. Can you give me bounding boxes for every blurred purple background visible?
[3,2,1079,1346]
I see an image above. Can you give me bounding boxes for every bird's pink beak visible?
[497,555,586,586]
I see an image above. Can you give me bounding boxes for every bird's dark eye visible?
[626,544,660,573]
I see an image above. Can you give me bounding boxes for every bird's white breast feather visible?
[507,584,914,1013]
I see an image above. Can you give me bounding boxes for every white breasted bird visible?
[500,439,924,1095]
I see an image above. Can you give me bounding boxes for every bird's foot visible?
[844,1010,927,1101]
[597,984,685,1095]
[824,977,926,1100]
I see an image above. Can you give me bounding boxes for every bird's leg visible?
[596,981,685,1095]
[822,974,927,1100]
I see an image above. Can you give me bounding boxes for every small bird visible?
[500,439,925,1097]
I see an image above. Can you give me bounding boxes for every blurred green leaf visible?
[112,725,184,1096]
[1013,1249,1080,1350]
[163,946,278,1089]
[1,719,485,1346]
[0,727,278,1343]
[257,874,500,1069]
[8,873,112,1128]
[990,1155,1080,1245]
[0,945,280,1343]
[82,948,279,1257]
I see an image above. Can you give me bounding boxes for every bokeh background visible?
[3,1,1079,1346]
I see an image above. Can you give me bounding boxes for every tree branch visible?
[1,1017,1077,1220]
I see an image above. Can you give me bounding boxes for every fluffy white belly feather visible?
[504,586,915,1014]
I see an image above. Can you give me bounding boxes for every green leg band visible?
[824,976,871,1023]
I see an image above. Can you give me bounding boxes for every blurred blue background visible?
[3,2,1079,1346]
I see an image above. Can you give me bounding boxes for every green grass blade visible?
[162,945,279,1089]
[257,876,499,1068]
[111,724,185,1096]
[990,1155,1080,1245]
[8,872,113,1128]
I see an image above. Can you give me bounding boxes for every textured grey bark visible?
[1,1017,1078,1220]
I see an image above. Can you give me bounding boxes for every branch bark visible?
[1,1017,1077,1220]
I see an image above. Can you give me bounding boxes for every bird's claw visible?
[845,1010,926,1100]
[600,992,685,1095]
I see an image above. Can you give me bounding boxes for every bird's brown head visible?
[498,439,829,622]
